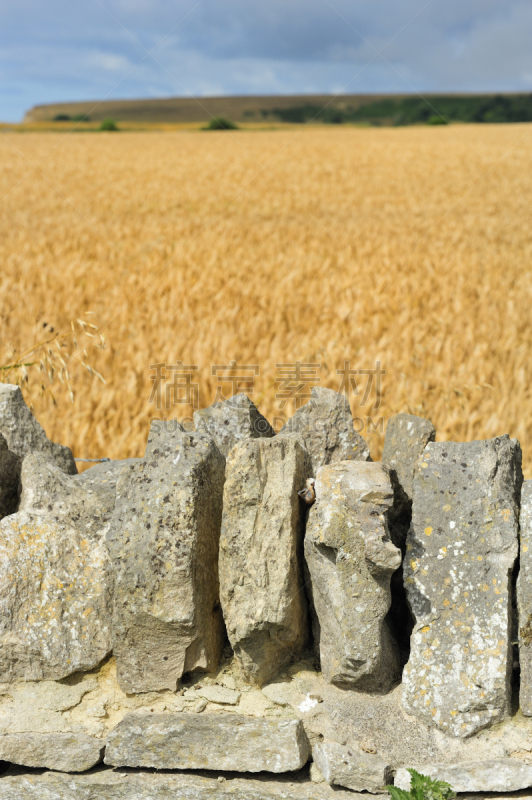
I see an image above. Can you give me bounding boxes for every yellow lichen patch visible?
[421,625,431,633]
[421,463,428,469]
[443,504,451,512]
[424,527,433,536]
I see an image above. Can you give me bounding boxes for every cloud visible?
[0,0,531,121]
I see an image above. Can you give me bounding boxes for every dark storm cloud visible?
[1,0,531,121]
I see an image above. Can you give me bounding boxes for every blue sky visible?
[1,1,532,121]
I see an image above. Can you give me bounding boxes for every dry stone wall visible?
[2,384,532,797]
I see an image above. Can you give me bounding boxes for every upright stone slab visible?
[0,434,21,520]
[279,387,370,472]
[518,480,532,714]
[107,424,226,693]
[0,383,77,474]
[105,712,310,772]
[193,393,274,458]
[402,435,522,737]
[305,462,401,691]
[0,454,113,682]
[382,413,436,503]
[219,435,311,684]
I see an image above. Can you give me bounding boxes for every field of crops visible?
[1,124,532,473]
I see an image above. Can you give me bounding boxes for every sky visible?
[1,0,532,122]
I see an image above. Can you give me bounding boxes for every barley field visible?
[1,124,532,473]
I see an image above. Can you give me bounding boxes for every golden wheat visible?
[1,124,532,473]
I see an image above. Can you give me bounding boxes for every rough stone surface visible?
[105,712,310,772]
[305,461,401,691]
[0,733,103,772]
[197,685,241,705]
[107,424,226,693]
[252,662,532,776]
[0,767,368,800]
[0,383,77,474]
[193,393,274,458]
[0,434,21,520]
[382,413,436,503]
[518,480,532,715]
[219,435,311,685]
[0,454,113,682]
[403,435,522,737]
[313,741,391,793]
[75,459,140,512]
[279,387,370,471]
[395,759,532,793]
[262,681,305,708]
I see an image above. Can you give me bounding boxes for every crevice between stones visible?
[511,549,521,714]
[385,472,415,673]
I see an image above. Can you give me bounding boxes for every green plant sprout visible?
[387,769,456,800]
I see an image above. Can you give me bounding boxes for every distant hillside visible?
[24,92,532,126]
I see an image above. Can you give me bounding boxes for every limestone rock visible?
[382,413,436,503]
[74,458,140,512]
[313,741,391,793]
[279,387,370,471]
[305,461,401,691]
[219,435,311,685]
[518,481,532,715]
[193,393,274,457]
[0,733,103,772]
[310,762,326,783]
[144,417,184,452]
[262,681,305,709]
[104,712,310,772]
[395,759,532,793]
[402,435,522,737]
[4,677,98,714]
[107,424,226,693]
[0,767,368,800]
[197,685,241,705]
[0,454,113,682]
[0,383,77,474]
[0,434,20,520]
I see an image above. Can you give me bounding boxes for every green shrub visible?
[427,115,449,125]
[387,769,456,800]
[203,117,238,130]
[100,118,119,131]
[72,114,91,122]
[53,114,71,121]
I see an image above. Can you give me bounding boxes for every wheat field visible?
[1,124,532,473]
